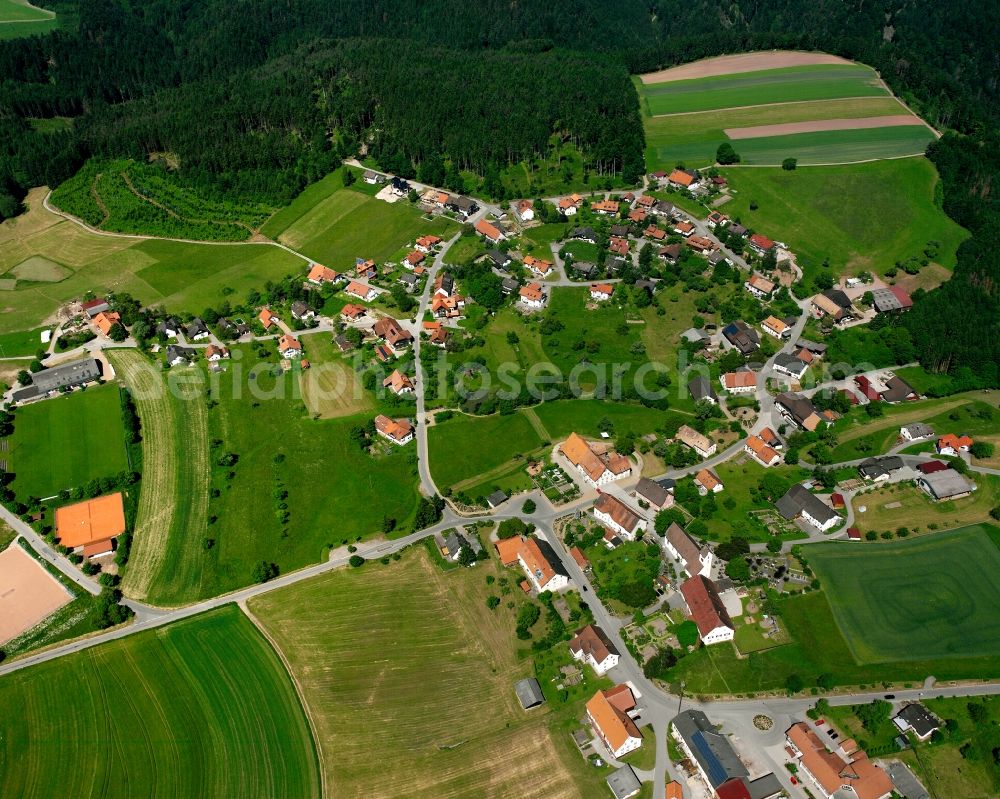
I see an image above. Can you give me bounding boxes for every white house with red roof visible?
[680,575,735,645]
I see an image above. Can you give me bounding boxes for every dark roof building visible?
[893,703,940,741]
[12,358,103,402]
[570,226,597,243]
[688,375,718,404]
[606,765,642,799]
[775,484,840,530]
[671,709,749,790]
[881,375,917,403]
[514,678,545,710]
[486,490,508,508]
[858,456,904,480]
[722,321,760,355]
[485,249,512,270]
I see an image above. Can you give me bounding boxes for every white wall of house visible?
[802,509,839,531]
[592,507,646,541]
[700,624,735,645]
[572,648,620,676]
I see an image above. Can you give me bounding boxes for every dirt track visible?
[725,114,924,139]
[640,50,852,84]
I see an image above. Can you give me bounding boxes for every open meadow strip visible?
[109,351,209,602]
[250,551,587,799]
[0,606,320,798]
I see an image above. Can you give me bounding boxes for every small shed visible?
[514,678,545,710]
[606,765,641,799]
[487,490,509,508]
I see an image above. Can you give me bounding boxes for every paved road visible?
[0,505,100,596]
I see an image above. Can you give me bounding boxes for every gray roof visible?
[722,320,760,354]
[570,226,596,241]
[501,277,519,293]
[902,422,934,438]
[872,287,907,312]
[744,772,784,799]
[823,288,852,310]
[28,358,102,393]
[611,225,630,237]
[514,678,545,709]
[773,353,808,375]
[672,709,748,789]
[487,490,508,507]
[444,531,470,555]
[486,249,511,268]
[186,318,209,336]
[919,470,975,499]
[859,456,904,479]
[895,703,939,738]
[776,484,838,525]
[573,261,597,277]
[688,375,718,402]
[606,765,641,799]
[681,328,709,343]
[775,392,817,427]
[636,477,670,507]
[886,761,930,799]
[166,345,195,363]
[881,375,916,403]
[795,338,827,354]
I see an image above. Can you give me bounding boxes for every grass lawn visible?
[113,347,421,605]
[532,398,672,441]
[277,184,458,269]
[297,332,373,419]
[0,325,51,357]
[728,125,934,166]
[0,605,319,798]
[912,696,1000,799]
[250,549,605,799]
[850,475,999,535]
[8,383,129,498]
[0,0,56,39]
[719,158,968,280]
[428,411,544,491]
[808,526,1000,663]
[644,97,910,170]
[706,459,813,543]
[639,64,887,116]
[0,188,307,334]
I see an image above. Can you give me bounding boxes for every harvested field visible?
[641,50,852,83]
[298,332,372,419]
[0,544,71,644]
[109,350,210,602]
[251,549,587,799]
[725,114,927,139]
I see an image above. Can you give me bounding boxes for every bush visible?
[785,674,804,693]
[522,498,536,514]
[782,158,797,171]
[716,143,741,165]
[251,561,279,583]
[348,555,365,568]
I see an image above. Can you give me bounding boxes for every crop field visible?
[0,606,320,798]
[639,64,886,116]
[428,411,544,491]
[723,125,934,165]
[8,383,129,498]
[109,350,210,603]
[645,97,912,168]
[532,398,670,442]
[297,333,372,419]
[0,188,306,334]
[250,550,592,799]
[808,527,1000,664]
[719,159,967,278]
[276,183,459,269]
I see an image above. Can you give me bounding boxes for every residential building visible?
[892,704,940,742]
[362,170,382,184]
[204,344,230,361]
[290,301,314,321]
[258,308,277,329]
[722,320,760,355]
[515,199,535,222]
[668,168,699,190]
[166,345,194,366]
[278,334,302,358]
[340,303,367,321]
[720,370,756,394]
[773,353,809,380]
[680,576,735,644]
[775,392,823,431]
[748,233,774,255]
[345,281,378,302]
[382,369,414,396]
[307,263,340,285]
[485,249,512,270]
[688,375,719,405]
[403,250,425,269]
[881,375,917,403]
[474,218,505,243]
[587,685,642,758]
[430,293,465,318]
[497,535,568,592]
[674,220,695,237]
[569,546,591,572]
[775,484,840,531]
[760,315,790,340]
[559,432,632,487]
[785,722,893,799]
[900,423,934,441]
[745,435,781,467]
[686,235,714,253]
[558,194,583,215]
[706,210,727,229]
[433,272,455,297]
[355,257,377,279]
[936,432,973,455]
[609,237,629,256]
[590,283,614,301]
[635,477,673,510]
[374,415,414,445]
[858,456,904,482]
[569,624,620,675]
[671,709,749,792]
[570,225,597,243]
[676,424,717,458]
[796,338,828,357]
[572,261,597,279]
[592,493,647,540]
[518,282,546,308]
[445,195,479,218]
[524,255,554,277]
[592,198,620,215]
[372,317,413,352]
[694,468,723,495]
[758,426,782,450]
[389,176,410,196]
[398,273,420,292]
[917,470,976,501]
[811,289,853,322]
[664,522,714,578]
[415,234,442,253]
[659,243,682,263]
[744,273,776,300]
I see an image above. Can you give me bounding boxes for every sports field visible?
[250,550,594,799]
[0,606,320,798]
[719,158,968,278]
[0,188,305,334]
[8,383,129,498]
[640,64,886,116]
[808,526,1000,664]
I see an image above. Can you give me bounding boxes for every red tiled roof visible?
[680,575,733,637]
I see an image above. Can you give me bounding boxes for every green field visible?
[0,606,320,798]
[0,0,56,39]
[0,326,50,357]
[8,384,129,498]
[113,347,421,605]
[640,64,886,116]
[0,188,306,334]
[724,125,934,166]
[531,398,670,441]
[809,526,1000,664]
[644,97,911,169]
[276,182,459,269]
[250,549,601,799]
[720,158,968,278]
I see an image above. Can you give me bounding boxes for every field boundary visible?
[649,94,896,118]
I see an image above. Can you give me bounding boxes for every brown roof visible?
[750,233,774,250]
[416,235,441,249]
[590,282,614,296]
[374,414,413,442]
[787,723,893,799]
[383,369,413,393]
[666,523,705,575]
[93,311,120,336]
[587,686,641,753]
[593,493,642,535]
[475,219,503,241]
[495,537,523,566]
[373,317,413,347]
[676,424,713,454]
[560,433,610,483]
[722,371,756,390]
[520,536,558,587]
[694,468,721,491]
[665,782,683,799]
[762,315,788,334]
[570,624,619,663]
[758,427,780,447]
[593,198,620,213]
[569,546,590,570]
[55,493,126,548]
[668,169,695,187]
[524,255,553,274]
[204,344,229,359]
[346,281,374,298]
[680,575,734,637]
[811,293,844,317]
[81,538,115,557]
[404,250,425,266]
[748,273,775,294]
[341,303,367,319]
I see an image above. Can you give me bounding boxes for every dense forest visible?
[0,0,997,383]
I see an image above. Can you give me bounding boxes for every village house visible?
[592,493,647,540]
[389,176,411,197]
[635,477,673,510]
[773,352,809,380]
[415,234,442,253]
[217,317,249,338]
[664,522,714,578]
[307,263,340,285]
[345,281,378,302]
[430,293,465,319]
[811,288,854,322]
[900,422,934,441]
[403,250,425,269]
[858,456,904,482]
[653,200,677,218]
[785,723,893,799]
[485,249,512,271]
[474,218,506,243]
[570,226,597,244]
[722,320,760,355]
[518,282,546,308]
[185,318,210,341]
[936,433,973,455]
[744,273,776,300]
[398,273,420,293]
[444,195,479,219]
[515,199,535,222]
[760,315,790,340]
[166,345,194,367]
[686,235,714,254]
[278,334,302,358]
[374,414,414,445]
[636,194,656,210]
[758,426,782,450]
[569,624,620,675]
[628,207,648,224]
[204,344,230,361]
[290,301,315,322]
[668,168,699,190]
[524,255,554,277]
[258,308,277,330]
[644,224,667,241]
[893,704,940,742]
[775,392,823,431]
[880,374,917,404]
[362,170,383,185]
[382,369,414,396]
[569,546,591,573]
[688,375,719,404]
[745,435,781,467]
[720,370,756,394]
[659,243,682,264]
[681,575,736,644]
[671,710,750,794]
[355,258,378,279]
[673,220,695,237]
[592,198,620,215]
[93,310,121,336]
[495,535,569,593]
[706,211,727,229]
[557,194,583,215]
[694,468,723,495]
[559,432,632,487]
[55,492,126,554]
[587,685,643,758]
[590,283,614,301]
[609,237,629,256]
[776,484,839,531]
[676,424,717,458]
[571,262,596,280]
[610,224,630,239]
[373,317,413,352]
[81,297,110,317]
[434,272,455,297]
[422,321,449,348]
[748,233,774,256]
[340,303,367,322]
[918,469,976,501]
